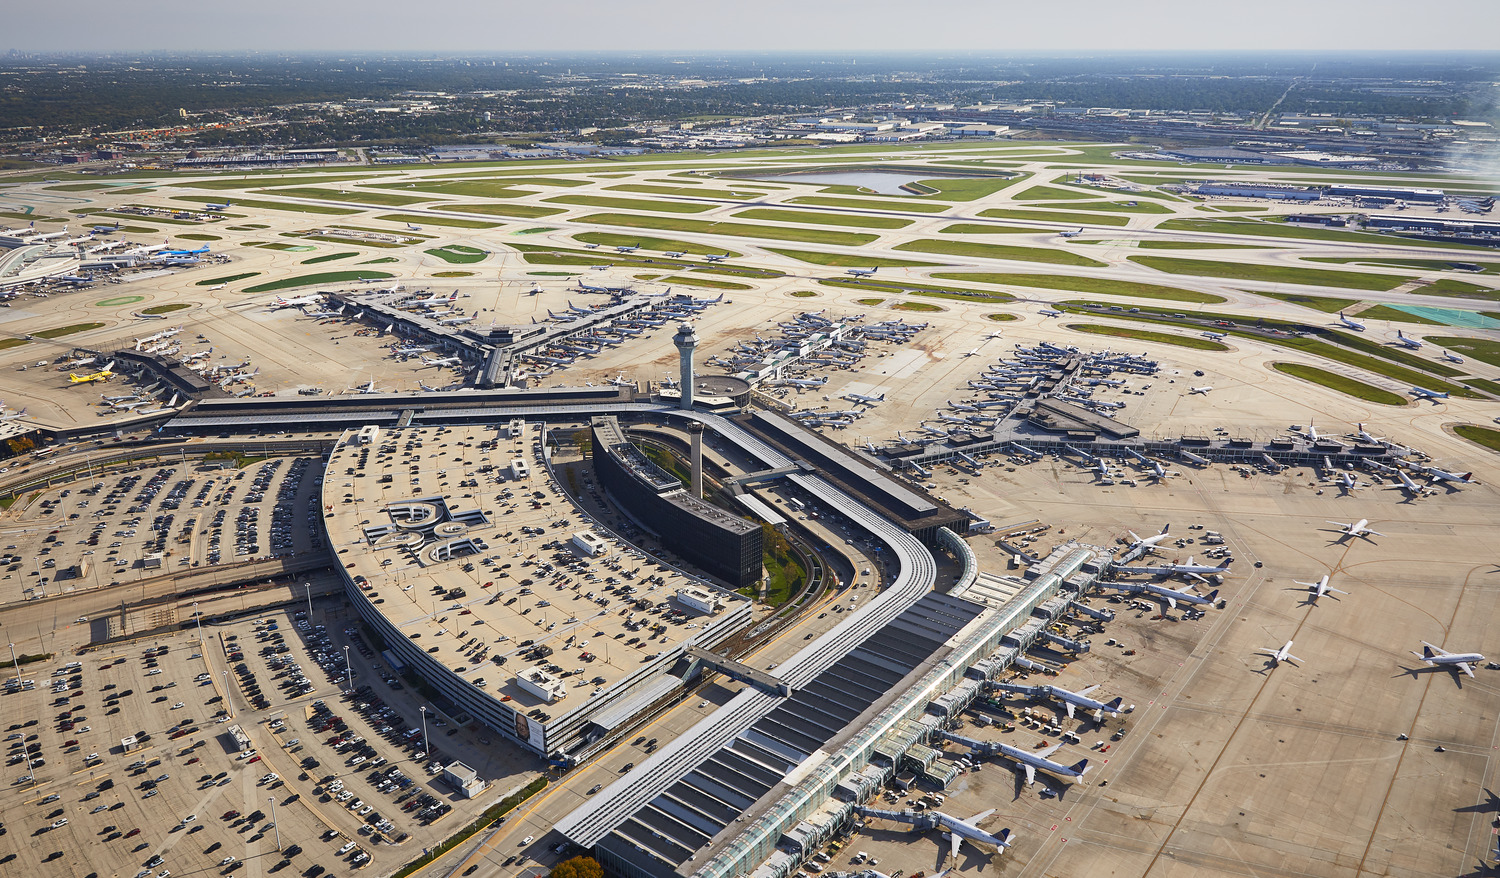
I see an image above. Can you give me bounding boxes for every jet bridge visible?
[685,645,792,697]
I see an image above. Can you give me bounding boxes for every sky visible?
[8,0,1500,54]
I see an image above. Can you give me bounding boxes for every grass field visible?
[1137,241,1271,250]
[1454,424,1500,452]
[1065,323,1230,350]
[938,223,1044,235]
[452,203,563,219]
[1013,184,1104,201]
[425,175,589,188]
[544,194,714,214]
[893,301,944,312]
[578,213,879,246]
[855,298,884,305]
[433,271,474,278]
[1272,363,1408,405]
[374,180,535,199]
[931,272,1224,303]
[1356,305,1446,324]
[786,195,951,213]
[188,174,379,190]
[571,233,741,258]
[1254,291,1360,313]
[302,251,358,265]
[1159,217,1491,251]
[1030,199,1173,214]
[761,248,938,268]
[140,303,192,315]
[1410,278,1499,300]
[986,313,1019,321]
[425,245,487,265]
[978,208,1131,227]
[361,257,399,264]
[733,208,912,229]
[817,277,1013,303]
[790,290,818,297]
[376,213,500,229]
[175,233,221,241]
[895,239,1107,268]
[34,322,105,339]
[243,270,393,293]
[1425,336,1500,366]
[195,272,260,286]
[1129,255,1412,291]
[910,176,1025,201]
[661,275,752,290]
[170,195,358,215]
[611,183,774,199]
[254,187,435,207]
[1307,257,1500,275]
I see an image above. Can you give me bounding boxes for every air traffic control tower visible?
[673,322,698,410]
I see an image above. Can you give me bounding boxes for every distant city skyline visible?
[9,0,1500,54]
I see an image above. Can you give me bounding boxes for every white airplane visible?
[1353,422,1383,444]
[1394,329,1423,350]
[204,200,232,211]
[1333,471,1362,492]
[207,283,228,291]
[989,739,1091,786]
[1409,386,1450,401]
[0,406,27,421]
[410,291,460,308]
[615,244,640,253]
[1296,574,1348,602]
[1039,308,1063,318]
[1121,524,1171,560]
[406,223,422,232]
[1392,468,1424,496]
[843,391,886,406]
[992,681,1123,720]
[702,253,730,262]
[1417,464,1475,485]
[137,393,180,416]
[1337,311,1366,332]
[1440,349,1464,364]
[856,806,1012,862]
[846,267,878,277]
[1257,640,1304,667]
[1103,580,1219,609]
[1202,331,1227,340]
[422,356,463,368]
[439,315,475,326]
[352,378,382,394]
[663,251,685,258]
[1188,386,1213,395]
[1327,518,1382,541]
[1411,642,1485,678]
[269,294,323,310]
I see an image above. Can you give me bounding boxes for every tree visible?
[550,856,603,878]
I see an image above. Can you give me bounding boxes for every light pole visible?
[9,643,32,781]
[303,581,313,620]
[268,795,281,851]
[192,601,202,645]
[343,645,352,692]
[419,706,429,757]
[223,670,233,718]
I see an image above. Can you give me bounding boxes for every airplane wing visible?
[1021,763,1036,786]
[1285,653,1305,665]
[1294,580,1319,590]
[1326,520,1352,529]
[1038,742,1064,759]
[1063,702,1076,719]
[1365,528,1385,536]
[1164,595,1179,609]
[1256,648,1280,657]
[949,830,961,862]
[1458,662,1476,678]
[1422,641,1454,656]
[1077,684,1099,697]
[965,808,996,825]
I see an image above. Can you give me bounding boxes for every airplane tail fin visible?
[1421,645,1437,660]
[1203,589,1220,603]
[1104,697,1123,712]
[1461,473,1473,481]
[1068,758,1090,776]
[994,828,1011,848]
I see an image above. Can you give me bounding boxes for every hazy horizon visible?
[9,0,1500,54]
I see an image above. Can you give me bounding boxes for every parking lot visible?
[0,454,326,605]
[0,594,540,878]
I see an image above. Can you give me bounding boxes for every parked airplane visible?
[987,739,1091,787]
[1102,580,1219,609]
[843,391,886,405]
[160,244,209,257]
[993,681,1123,720]
[1327,518,1382,540]
[1409,386,1450,401]
[409,291,460,307]
[1296,574,1348,602]
[1256,640,1303,667]
[1188,386,1213,395]
[1393,329,1424,350]
[269,294,323,310]
[137,393,180,416]
[439,315,475,326]
[1411,642,1485,678]
[847,267,879,277]
[1440,349,1465,364]
[0,406,27,421]
[68,361,116,383]
[1337,311,1366,331]
[855,806,1012,862]
[1417,464,1475,485]
[1120,524,1171,562]
[422,356,463,368]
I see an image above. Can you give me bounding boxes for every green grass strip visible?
[170,195,358,215]
[545,194,714,214]
[1129,255,1411,291]
[1065,323,1230,351]
[1306,257,1500,275]
[1013,184,1104,201]
[762,248,938,268]
[34,322,105,339]
[786,195,951,213]
[425,246,487,265]
[376,213,500,229]
[195,272,260,286]
[660,275,752,290]
[1425,336,1500,367]
[732,208,912,229]
[1272,363,1408,405]
[939,223,1046,235]
[895,239,1106,268]
[577,212,878,246]
[978,208,1130,227]
[253,187,435,207]
[1356,305,1447,324]
[570,233,741,258]
[817,277,1013,302]
[141,303,192,315]
[243,270,393,293]
[1254,291,1360,313]
[1137,240,1271,250]
[931,271,1225,304]
[1454,424,1500,453]
[302,251,359,265]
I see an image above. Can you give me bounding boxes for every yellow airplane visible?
[68,360,115,384]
